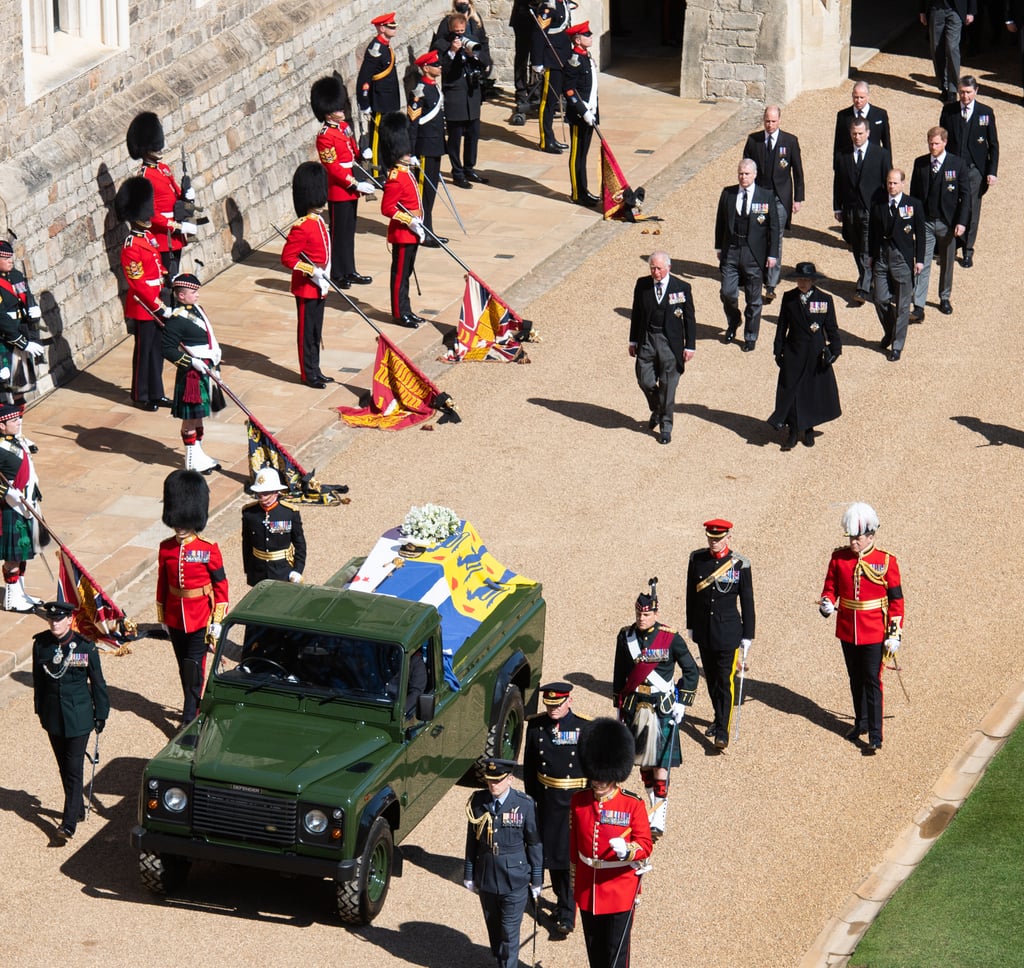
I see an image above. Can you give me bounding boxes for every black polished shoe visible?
[304,378,327,389]
[452,176,472,189]
[844,725,866,742]
[135,400,160,412]
[742,341,756,353]
[879,337,891,350]
[763,287,776,304]
[802,428,816,447]
[55,824,75,840]
[156,396,173,408]
[887,349,901,362]
[781,432,798,452]
[704,724,717,737]
[552,140,569,149]
[334,277,352,290]
[864,741,882,755]
[852,290,869,305]
[465,171,489,184]
[542,145,563,154]
[420,236,441,248]
[573,194,598,208]
[961,255,973,268]
[909,305,924,323]
[724,328,736,344]
[346,273,373,285]
[714,735,728,750]
[658,432,671,445]
[555,919,573,935]
[397,313,422,329]
[316,374,336,384]
[939,298,953,315]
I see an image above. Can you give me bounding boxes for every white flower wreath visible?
[401,504,460,544]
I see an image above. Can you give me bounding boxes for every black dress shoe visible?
[397,313,422,329]
[346,273,373,285]
[853,290,869,304]
[555,920,573,935]
[452,176,472,189]
[742,341,756,352]
[156,396,173,408]
[864,741,882,755]
[802,428,816,447]
[724,328,736,343]
[316,374,336,384]
[573,194,598,208]
[763,287,776,303]
[845,725,866,742]
[135,400,159,412]
[781,433,798,452]
[465,171,489,184]
[909,305,924,323]
[55,824,75,841]
[887,349,901,362]
[879,338,891,350]
[961,255,973,268]
[334,277,352,289]
[704,724,717,737]
[552,140,569,149]
[542,145,563,154]
[658,432,671,445]
[304,378,327,389]
[421,236,441,248]
[714,735,728,750]
[939,298,953,315]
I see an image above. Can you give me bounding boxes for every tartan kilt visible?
[0,507,34,561]
[620,695,681,768]
[171,367,211,420]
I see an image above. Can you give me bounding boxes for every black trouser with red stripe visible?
[389,242,418,321]
[170,626,209,723]
[294,295,324,383]
[129,317,166,403]
[328,199,358,281]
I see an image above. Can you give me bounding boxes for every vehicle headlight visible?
[163,787,189,813]
[304,809,329,834]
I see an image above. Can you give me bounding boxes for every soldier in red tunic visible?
[311,76,375,291]
[281,163,332,388]
[115,176,171,411]
[570,717,653,968]
[379,113,428,328]
[819,502,904,754]
[126,112,197,281]
[156,470,229,724]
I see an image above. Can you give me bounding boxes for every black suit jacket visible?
[629,274,696,372]
[939,100,999,185]
[909,152,972,229]
[742,130,805,228]
[833,142,892,214]
[833,105,891,162]
[714,185,780,268]
[869,193,927,266]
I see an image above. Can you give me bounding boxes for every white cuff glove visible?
[311,266,331,296]
[178,221,198,236]
[159,305,173,320]
[608,837,629,860]
[0,367,9,382]
[410,217,426,242]
[532,65,545,75]
[4,486,25,510]
[463,879,477,893]
[883,637,900,656]
[740,639,751,652]
[208,622,222,641]
[184,187,196,201]
[356,181,375,195]
[408,156,420,169]
[670,702,686,724]
[24,340,44,358]
[28,305,42,319]
[530,885,541,900]
[362,147,373,160]
[583,110,596,126]
[361,105,372,117]
[819,597,835,617]
[190,356,209,375]
[288,571,302,583]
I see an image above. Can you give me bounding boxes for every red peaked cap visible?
[415,50,439,67]
[372,12,397,27]
[704,519,733,537]
[567,21,591,36]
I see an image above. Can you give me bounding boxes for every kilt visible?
[0,507,34,561]
[171,366,211,420]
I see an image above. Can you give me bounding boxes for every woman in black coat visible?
[768,262,842,450]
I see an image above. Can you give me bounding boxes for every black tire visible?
[482,683,525,770]
[139,851,190,895]
[336,817,394,924]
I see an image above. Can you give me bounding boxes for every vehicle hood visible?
[191,704,390,795]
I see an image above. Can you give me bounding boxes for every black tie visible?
[741,190,748,216]
[655,282,663,301]
[855,148,862,169]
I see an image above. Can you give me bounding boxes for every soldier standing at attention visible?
[0,402,45,613]
[32,599,109,842]
[686,519,756,751]
[356,12,402,171]
[241,466,306,586]
[0,239,45,394]
[523,681,588,936]
[464,757,543,968]
[407,50,449,246]
[563,21,599,207]
[532,0,571,154]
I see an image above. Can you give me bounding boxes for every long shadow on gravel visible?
[353,921,477,966]
[677,403,777,446]
[529,397,650,434]
[739,678,854,738]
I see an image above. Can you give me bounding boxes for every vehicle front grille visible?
[193,785,297,847]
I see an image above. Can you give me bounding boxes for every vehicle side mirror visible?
[417,692,435,721]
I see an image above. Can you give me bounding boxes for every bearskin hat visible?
[126,112,165,160]
[378,111,412,171]
[291,161,328,218]
[162,469,210,533]
[579,717,635,784]
[310,75,348,123]
[114,177,155,224]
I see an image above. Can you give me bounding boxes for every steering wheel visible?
[240,657,290,677]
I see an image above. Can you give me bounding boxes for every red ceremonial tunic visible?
[156,534,229,633]
[569,786,652,915]
[317,122,361,203]
[381,164,422,244]
[142,162,186,253]
[281,214,331,299]
[121,229,166,320]
[821,543,904,645]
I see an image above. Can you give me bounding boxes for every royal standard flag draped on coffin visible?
[346,520,535,688]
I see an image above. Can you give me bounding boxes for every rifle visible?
[173,147,210,226]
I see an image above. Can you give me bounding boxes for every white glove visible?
[24,340,44,358]
[159,305,173,320]
[407,155,420,169]
[311,266,331,296]
[184,187,196,201]
[209,346,222,367]
[670,702,686,724]
[583,109,596,126]
[819,597,835,617]
[190,356,209,375]
[208,622,222,641]
[355,181,375,195]
[740,639,751,653]
[178,221,198,236]
[288,571,302,583]
[361,105,372,117]
[530,885,542,900]
[532,65,545,75]
[410,217,426,242]
[463,879,477,893]
[4,486,25,510]
[0,367,9,382]
[608,837,629,860]
[28,305,42,319]
[883,637,900,656]
[361,147,373,160]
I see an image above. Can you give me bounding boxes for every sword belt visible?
[577,853,633,870]
[252,548,294,563]
[839,596,887,611]
[168,583,212,598]
[537,773,588,791]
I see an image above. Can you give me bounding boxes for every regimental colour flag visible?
[445,272,527,363]
[57,546,137,648]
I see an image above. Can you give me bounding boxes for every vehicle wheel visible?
[484,683,525,766]
[139,851,190,895]
[336,817,394,924]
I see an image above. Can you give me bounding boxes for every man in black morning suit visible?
[628,251,696,446]
[909,126,971,319]
[939,75,998,267]
[921,0,977,101]
[832,81,892,164]
[743,105,804,301]
[714,158,779,352]
[465,757,543,968]
[833,117,891,303]
[869,170,926,362]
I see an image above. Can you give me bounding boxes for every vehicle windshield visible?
[214,623,403,705]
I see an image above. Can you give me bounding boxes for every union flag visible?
[443,272,527,363]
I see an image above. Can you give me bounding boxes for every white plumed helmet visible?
[842,502,879,537]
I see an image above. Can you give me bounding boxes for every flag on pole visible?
[245,415,348,505]
[339,333,452,430]
[57,547,137,649]
[443,272,529,363]
[600,139,653,222]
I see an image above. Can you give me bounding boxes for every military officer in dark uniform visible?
[523,681,588,935]
[686,519,756,751]
[408,50,449,246]
[241,466,307,586]
[563,21,599,206]
[464,757,544,968]
[356,12,402,171]
[32,599,109,841]
[612,579,698,839]
[532,0,571,153]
